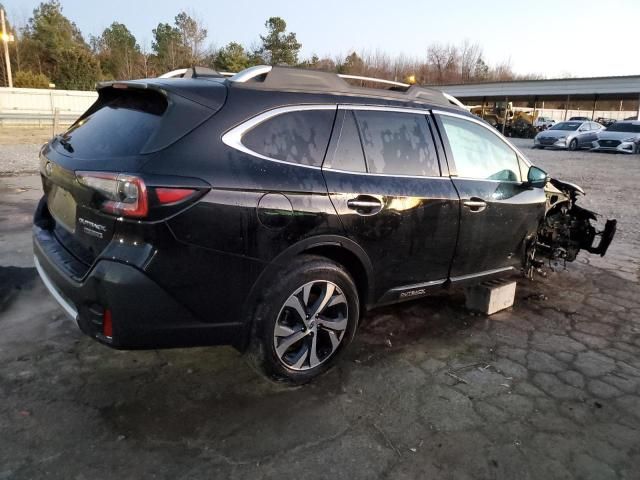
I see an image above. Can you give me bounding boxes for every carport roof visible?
[434,75,640,98]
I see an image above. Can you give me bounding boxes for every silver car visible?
[592,120,640,154]
[533,121,604,150]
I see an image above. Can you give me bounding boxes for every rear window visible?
[58,89,167,159]
[355,111,440,177]
[242,109,335,167]
[606,123,640,133]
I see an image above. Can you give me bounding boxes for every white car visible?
[592,120,640,154]
[534,116,556,129]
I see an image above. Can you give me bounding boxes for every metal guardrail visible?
[0,87,97,127]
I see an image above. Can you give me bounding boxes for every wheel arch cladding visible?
[302,244,371,311]
[236,237,374,351]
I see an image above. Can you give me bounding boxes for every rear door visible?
[322,106,460,302]
[585,122,602,146]
[433,111,546,281]
[576,121,595,147]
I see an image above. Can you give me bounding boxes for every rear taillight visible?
[155,187,196,205]
[76,171,200,219]
[77,171,148,218]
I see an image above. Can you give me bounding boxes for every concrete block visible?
[465,279,517,315]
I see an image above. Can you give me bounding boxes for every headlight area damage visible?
[526,178,617,277]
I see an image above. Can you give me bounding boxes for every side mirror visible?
[527,165,549,188]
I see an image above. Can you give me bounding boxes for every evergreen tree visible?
[257,17,301,66]
[92,22,140,80]
[215,42,250,72]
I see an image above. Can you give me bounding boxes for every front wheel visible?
[246,255,359,385]
[568,138,578,151]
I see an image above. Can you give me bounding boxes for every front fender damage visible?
[526,177,617,276]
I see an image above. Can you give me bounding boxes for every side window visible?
[242,109,335,166]
[355,111,440,177]
[328,110,367,172]
[439,115,521,182]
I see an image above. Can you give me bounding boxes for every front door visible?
[322,107,460,302]
[434,112,546,281]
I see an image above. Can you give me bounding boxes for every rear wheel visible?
[246,255,359,385]
[568,138,578,151]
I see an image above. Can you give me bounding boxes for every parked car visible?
[595,117,616,128]
[592,120,640,153]
[569,116,591,121]
[533,120,604,150]
[533,116,556,129]
[33,66,616,384]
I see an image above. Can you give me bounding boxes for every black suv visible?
[33,66,616,384]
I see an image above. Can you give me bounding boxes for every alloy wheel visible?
[273,280,349,371]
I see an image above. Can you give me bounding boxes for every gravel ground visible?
[0,144,43,175]
[1,137,639,479]
[0,127,57,175]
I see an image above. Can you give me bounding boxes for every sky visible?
[5,0,640,78]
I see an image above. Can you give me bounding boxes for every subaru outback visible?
[33,66,616,384]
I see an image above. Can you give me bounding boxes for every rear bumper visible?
[33,226,243,349]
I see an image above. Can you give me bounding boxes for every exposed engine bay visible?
[526,178,617,277]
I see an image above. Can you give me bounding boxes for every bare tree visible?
[459,40,483,83]
[175,11,207,65]
[427,43,458,84]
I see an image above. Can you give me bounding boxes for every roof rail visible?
[158,67,227,79]
[229,65,273,82]
[336,74,410,89]
[160,65,467,109]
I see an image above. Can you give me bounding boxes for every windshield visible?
[550,122,581,131]
[605,123,640,133]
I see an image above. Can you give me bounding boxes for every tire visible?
[568,138,578,151]
[246,254,359,385]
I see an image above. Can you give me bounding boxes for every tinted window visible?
[606,122,640,133]
[242,109,335,166]
[356,111,440,176]
[328,111,366,172]
[440,115,521,182]
[59,90,166,159]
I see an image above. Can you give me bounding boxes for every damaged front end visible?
[526,178,617,277]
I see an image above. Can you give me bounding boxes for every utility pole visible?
[1,9,13,88]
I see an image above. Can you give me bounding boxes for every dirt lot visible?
[1,138,639,479]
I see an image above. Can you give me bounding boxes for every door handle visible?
[463,198,487,212]
[347,195,383,215]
